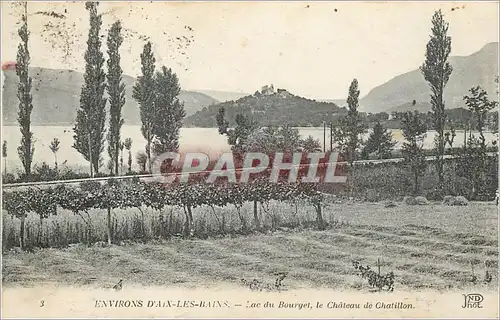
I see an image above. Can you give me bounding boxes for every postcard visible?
[1,1,498,318]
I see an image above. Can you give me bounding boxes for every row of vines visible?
[2,178,326,249]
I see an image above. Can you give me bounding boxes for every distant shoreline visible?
[1,123,497,134]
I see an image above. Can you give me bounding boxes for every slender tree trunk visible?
[464,126,467,149]
[348,163,355,198]
[253,200,259,230]
[128,151,132,173]
[436,98,445,188]
[187,205,194,237]
[88,131,93,177]
[183,205,194,237]
[140,208,145,238]
[107,207,112,245]
[414,172,419,195]
[183,206,189,236]
[315,203,324,230]
[54,153,58,168]
[19,215,26,250]
[115,141,119,176]
[479,129,486,149]
[437,131,445,188]
[39,216,43,246]
[120,150,123,175]
[146,134,152,173]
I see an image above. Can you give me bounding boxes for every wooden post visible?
[253,200,259,230]
[323,122,326,152]
[329,122,333,151]
[315,202,324,230]
[187,205,194,237]
[377,257,381,276]
[107,206,112,245]
[464,125,467,149]
[19,215,26,250]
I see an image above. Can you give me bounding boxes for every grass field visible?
[2,201,498,292]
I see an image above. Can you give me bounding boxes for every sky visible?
[1,1,499,99]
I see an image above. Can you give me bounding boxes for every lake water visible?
[1,125,497,173]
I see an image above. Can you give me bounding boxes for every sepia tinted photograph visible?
[1,1,499,318]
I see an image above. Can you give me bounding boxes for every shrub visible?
[442,195,455,205]
[384,201,397,208]
[2,173,16,184]
[403,196,416,205]
[453,196,469,206]
[443,195,469,206]
[414,196,429,205]
[443,196,469,206]
[2,179,328,249]
[365,189,380,202]
[403,196,429,205]
[425,187,446,201]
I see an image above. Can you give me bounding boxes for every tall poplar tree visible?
[73,2,107,176]
[16,2,34,178]
[420,9,453,189]
[106,20,125,175]
[132,42,156,172]
[152,66,186,155]
[334,79,366,165]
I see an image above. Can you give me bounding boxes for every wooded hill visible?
[184,88,347,127]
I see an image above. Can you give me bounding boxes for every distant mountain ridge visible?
[1,67,219,125]
[318,99,347,107]
[360,42,499,113]
[388,101,432,113]
[2,42,497,126]
[195,90,249,103]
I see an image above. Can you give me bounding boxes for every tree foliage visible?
[124,137,132,173]
[73,2,107,176]
[2,179,325,245]
[217,107,258,153]
[3,140,8,173]
[49,137,60,167]
[401,111,428,194]
[244,125,304,153]
[362,122,396,159]
[2,140,7,159]
[459,86,498,199]
[132,42,156,172]
[106,20,125,176]
[301,135,322,152]
[420,9,453,188]
[16,7,34,177]
[463,86,498,148]
[151,66,186,155]
[332,79,366,164]
[136,152,148,173]
[190,90,346,127]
